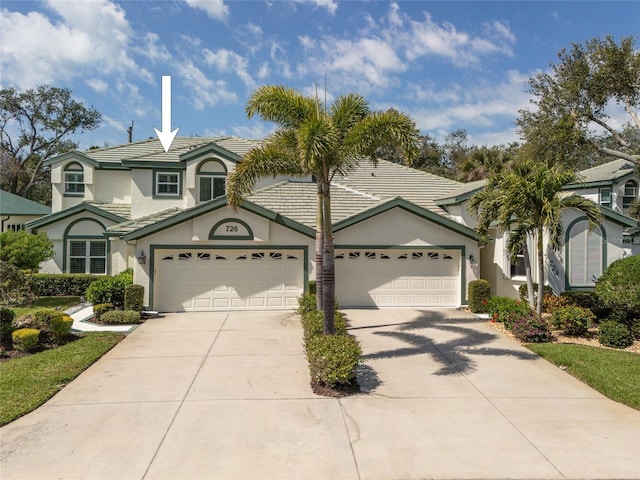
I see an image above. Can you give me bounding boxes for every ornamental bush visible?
[12,328,40,352]
[510,315,552,343]
[305,334,362,386]
[0,261,35,306]
[100,310,141,324]
[518,283,553,304]
[550,305,595,337]
[50,315,74,342]
[301,310,348,342]
[486,296,531,329]
[93,303,114,320]
[124,284,144,312]
[598,321,633,349]
[468,279,491,313]
[559,291,600,311]
[0,308,15,347]
[85,269,133,310]
[595,255,640,320]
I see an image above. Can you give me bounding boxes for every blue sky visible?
[1,1,638,151]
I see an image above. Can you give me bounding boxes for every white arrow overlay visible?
[154,76,180,153]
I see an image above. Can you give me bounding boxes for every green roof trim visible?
[435,180,486,206]
[598,205,639,228]
[333,196,479,240]
[26,202,130,231]
[116,197,315,241]
[180,143,242,163]
[0,190,51,215]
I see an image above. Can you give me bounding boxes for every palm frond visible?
[246,85,320,128]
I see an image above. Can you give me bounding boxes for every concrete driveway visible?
[1,308,639,480]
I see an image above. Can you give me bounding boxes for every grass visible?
[8,296,82,318]
[0,332,124,426]
[527,343,640,411]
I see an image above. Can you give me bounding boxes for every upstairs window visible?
[623,180,638,208]
[197,160,226,203]
[155,171,180,196]
[64,163,85,196]
[599,187,611,208]
[510,247,527,278]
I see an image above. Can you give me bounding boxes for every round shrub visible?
[468,279,491,313]
[595,255,640,319]
[305,334,362,386]
[551,305,595,337]
[50,315,74,341]
[510,315,552,343]
[598,321,633,349]
[100,310,141,324]
[12,328,40,352]
[93,303,114,320]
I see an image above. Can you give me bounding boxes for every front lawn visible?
[527,343,640,411]
[0,332,124,426]
[8,296,82,318]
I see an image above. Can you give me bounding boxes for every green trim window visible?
[623,180,638,208]
[567,221,603,287]
[197,159,227,203]
[64,163,85,196]
[599,187,611,207]
[69,240,107,274]
[155,171,180,196]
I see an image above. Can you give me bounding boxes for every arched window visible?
[64,162,85,196]
[566,219,604,288]
[623,180,638,208]
[197,160,226,203]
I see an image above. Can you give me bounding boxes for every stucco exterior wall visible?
[130,169,186,218]
[94,170,131,204]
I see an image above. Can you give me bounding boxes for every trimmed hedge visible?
[93,303,114,320]
[100,310,141,324]
[595,255,640,321]
[468,279,490,313]
[301,310,348,342]
[12,328,40,352]
[29,274,99,297]
[85,269,133,310]
[50,315,74,341]
[599,321,633,349]
[125,284,144,312]
[306,334,362,386]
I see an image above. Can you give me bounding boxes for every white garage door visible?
[155,249,304,312]
[335,249,460,307]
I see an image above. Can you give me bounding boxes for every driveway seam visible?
[141,312,230,480]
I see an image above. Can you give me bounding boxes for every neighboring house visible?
[436,159,640,298]
[0,190,51,232]
[26,136,480,312]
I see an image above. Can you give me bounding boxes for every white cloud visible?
[136,32,172,63]
[184,0,229,21]
[203,48,255,89]
[86,78,109,93]
[178,61,238,110]
[0,1,151,89]
[292,0,338,15]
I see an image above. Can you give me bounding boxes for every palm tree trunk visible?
[315,186,324,310]
[321,181,335,335]
[522,242,535,310]
[536,228,544,317]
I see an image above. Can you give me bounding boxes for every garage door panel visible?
[156,249,304,312]
[336,249,460,307]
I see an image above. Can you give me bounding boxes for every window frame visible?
[68,239,107,275]
[64,163,85,197]
[154,170,182,197]
[622,180,638,208]
[599,186,612,208]
[565,218,606,290]
[196,159,227,203]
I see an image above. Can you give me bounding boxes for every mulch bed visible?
[311,379,361,397]
[0,334,82,362]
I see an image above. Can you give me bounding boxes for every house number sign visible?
[209,219,253,240]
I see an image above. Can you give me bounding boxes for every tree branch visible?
[625,102,640,130]
[588,115,630,148]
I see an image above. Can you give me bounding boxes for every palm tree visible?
[457,146,512,182]
[469,161,602,317]
[227,85,419,333]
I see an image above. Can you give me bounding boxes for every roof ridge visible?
[331,181,381,200]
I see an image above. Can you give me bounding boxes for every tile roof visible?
[75,136,262,164]
[0,190,51,215]
[435,179,487,205]
[106,207,183,234]
[88,202,132,220]
[574,159,637,185]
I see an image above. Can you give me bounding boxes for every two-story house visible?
[27,136,483,312]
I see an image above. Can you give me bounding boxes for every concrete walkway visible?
[1,308,639,479]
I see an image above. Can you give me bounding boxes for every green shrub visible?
[308,281,317,295]
[305,334,362,386]
[0,260,35,306]
[93,303,114,320]
[33,308,64,327]
[100,310,141,324]
[50,315,74,342]
[559,291,600,311]
[0,308,16,346]
[518,283,553,304]
[595,255,640,320]
[551,305,595,337]
[29,273,98,296]
[12,328,40,352]
[510,315,552,343]
[468,279,491,313]
[598,321,633,349]
[124,284,144,312]
[84,269,134,309]
[297,293,318,316]
[486,296,531,329]
[301,310,348,342]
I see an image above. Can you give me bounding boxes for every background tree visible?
[0,85,102,203]
[469,161,602,316]
[227,85,419,333]
[517,36,640,169]
[0,230,54,271]
[456,145,513,182]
